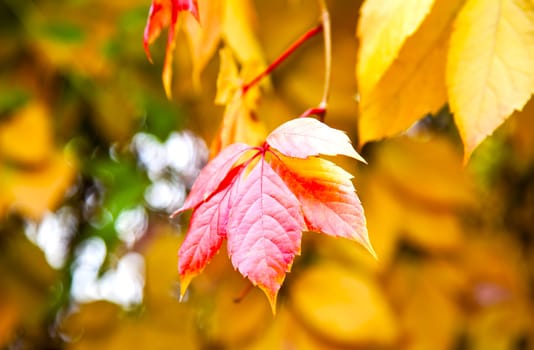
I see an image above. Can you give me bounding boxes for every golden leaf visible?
[211,48,266,155]
[356,0,435,96]
[184,0,224,89]
[222,0,264,66]
[1,152,77,220]
[289,262,398,346]
[358,0,465,145]
[0,101,53,166]
[447,0,534,159]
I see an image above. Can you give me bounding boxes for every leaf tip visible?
[367,242,378,261]
[360,233,377,260]
[189,6,200,23]
[143,39,154,64]
[355,151,367,164]
[462,143,475,166]
[259,285,278,315]
[163,71,173,99]
[179,273,194,301]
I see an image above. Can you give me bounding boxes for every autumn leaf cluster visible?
[173,118,372,310]
[357,0,534,159]
[1,0,534,348]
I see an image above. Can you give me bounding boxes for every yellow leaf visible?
[358,0,465,146]
[0,101,53,166]
[356,0,435,96]
[447,0,534,159]
[211,48,266,155]
[184,0,224,89]
[222,0,264,66]
[1,152,77,220]
[215,47,241,105]
[289,262,398,346]
[156,0,265,95]
[211,91,266,155]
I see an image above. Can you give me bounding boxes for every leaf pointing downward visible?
[177,163,245,297]
[178,186,230,297]
[226,158,305,312]
[267,118,366,163]
[447,0,534,160]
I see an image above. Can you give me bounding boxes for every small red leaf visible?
[266,118,366,162]
[143,0,200,97]
[172,143,251,216]
[226,158,305,311]
[176,0,199,20]
[143,1,170,63]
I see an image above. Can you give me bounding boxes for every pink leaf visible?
[172,143,251,216]
[266,118,366,162]
[226,158,305,311]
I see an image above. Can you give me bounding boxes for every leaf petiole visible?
[241,23,324,94]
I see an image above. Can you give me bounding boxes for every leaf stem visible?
[233,283,254,303]
[299,0,331,121]
[241,23,324,94]
[318,0,331,111]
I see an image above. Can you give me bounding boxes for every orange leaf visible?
[271,155,375,257]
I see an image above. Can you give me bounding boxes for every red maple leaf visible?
[143,0,199,97]
[173,118,375,312]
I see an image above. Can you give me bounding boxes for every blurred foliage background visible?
[1,0,534,349]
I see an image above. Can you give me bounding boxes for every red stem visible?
[233,283,254,303]
[242,23,324,94]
